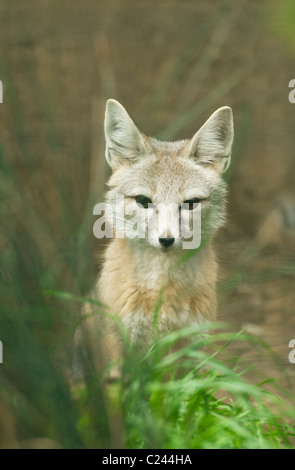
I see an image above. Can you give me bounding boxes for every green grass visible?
[117,324,295,449]
[271,0,295,51]
[2,286,295,449]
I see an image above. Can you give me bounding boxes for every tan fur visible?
[73,100,234,377]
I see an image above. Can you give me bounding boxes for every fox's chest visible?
[100,268,215,345]
[121,303,202,345]
[99,241,216,345]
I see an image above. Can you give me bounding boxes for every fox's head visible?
[103,99,233,252]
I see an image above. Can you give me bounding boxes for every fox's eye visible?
[181,198,201,210]
[135,195,152,208]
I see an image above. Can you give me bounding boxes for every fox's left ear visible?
[188,107,234,174]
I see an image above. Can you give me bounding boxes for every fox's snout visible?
[159,237,175,249]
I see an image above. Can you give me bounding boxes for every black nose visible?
[159,237,175,248]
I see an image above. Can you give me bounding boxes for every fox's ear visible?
[104,99,148,168]
[188,107,234,174]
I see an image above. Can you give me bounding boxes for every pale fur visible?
[73,99,234,378]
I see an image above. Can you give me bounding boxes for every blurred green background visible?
[0,0,295,448]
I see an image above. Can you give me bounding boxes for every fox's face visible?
[103,100,234,252]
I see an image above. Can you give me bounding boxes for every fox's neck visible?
[99,237,217,323]
[104,238,215,292]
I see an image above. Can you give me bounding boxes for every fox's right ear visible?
[104,99,148,169]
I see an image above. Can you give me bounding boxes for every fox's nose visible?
[159,237,175,248]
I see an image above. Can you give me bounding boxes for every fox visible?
[73,99,234,379]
